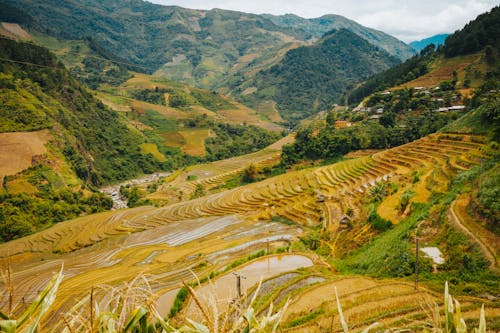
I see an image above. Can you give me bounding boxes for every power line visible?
[0,56,61,69]
[0,35,149,71]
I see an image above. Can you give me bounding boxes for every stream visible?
[100,172,171,209]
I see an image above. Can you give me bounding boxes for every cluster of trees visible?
[0,165,112,242]
[443,6,499,57]
[281,110,455,166]
[0,189,112,242]
[70,55,131,89]
[205,122,282,161]
[131,86,234,111]
[365,86,463,120]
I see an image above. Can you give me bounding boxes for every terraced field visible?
[0,133,489,327]
[280,276,499,332]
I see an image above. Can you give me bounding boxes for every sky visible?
[148,0,497,42]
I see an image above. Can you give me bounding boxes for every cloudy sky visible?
[149,0,497,42]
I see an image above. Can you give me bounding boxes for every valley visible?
[0,1,498,332]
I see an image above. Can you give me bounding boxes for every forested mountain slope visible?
[235,29,400,122]
[262,13,415,60]
[0,0,413,91]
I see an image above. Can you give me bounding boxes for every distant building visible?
[376,108,384,114]
[433,105,466,112]
[434,107,449,112]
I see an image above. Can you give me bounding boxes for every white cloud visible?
[148,0,497,42]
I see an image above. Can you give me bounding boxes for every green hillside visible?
[262,13,416,60]
[444,6,500,57]
[1,0,413,92]
[348,5,500,104]
[236,29,400,122]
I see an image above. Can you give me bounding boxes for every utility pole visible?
[90,286,94,333]
[415,221,423,290]
[232,273,246,299]
[415,236,419,290]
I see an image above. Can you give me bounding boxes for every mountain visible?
[347,6,500,105]
[409,33,449,51]
[1,0,413,92]
[262,13,416,60]
[234,29,400,122]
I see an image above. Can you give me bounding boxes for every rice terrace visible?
[0,1,499,332]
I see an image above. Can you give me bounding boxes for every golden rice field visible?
[0,132,491,329]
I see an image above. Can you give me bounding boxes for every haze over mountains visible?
[409,33,450,51]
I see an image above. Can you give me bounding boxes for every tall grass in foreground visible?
[0,268,487,332]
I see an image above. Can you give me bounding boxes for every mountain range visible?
[0,0,415,90]
[409,33,449,51]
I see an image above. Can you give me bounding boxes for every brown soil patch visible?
[0,130,50,180]
[218,101,283,132]
[1,23,32,40]
[130,100,190,119]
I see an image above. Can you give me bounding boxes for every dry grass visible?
[129,99,190,119]
[0,22,32,40]
[395,52,486,89]
[0,129,50,180]
[140,143,166,162]
[217,101,284,132]
[178,128,214,156]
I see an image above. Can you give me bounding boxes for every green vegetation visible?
[349,6,500,105]
[129,86,234,111]
[71,53,132,89]
[205,122,281,161]
[443,84,499,140]
[367,208,393,232]
[347,45,437,104]
[444,6,500,58]
[280,107,455,166]
[168,286,188,318]
[2,0,413,94]
[0,38,165,184]
[262,13,415,60]
[120,185,151,208]
[0,165,112,242]
[475,164,499,230]
[0,74,51,131]
[237,29,400,122]
[338,159,499,296]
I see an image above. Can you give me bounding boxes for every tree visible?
[242,164,258,183]
[379,111,396,127]
[326,111,336,127]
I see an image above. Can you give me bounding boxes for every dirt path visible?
[448,198,499,272]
